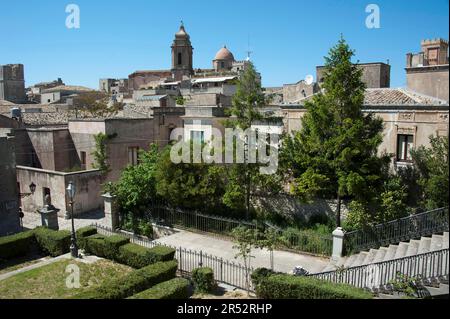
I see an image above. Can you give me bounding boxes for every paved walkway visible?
[21,211,330,274]
[21,210,107,231]
[155,230,330,274]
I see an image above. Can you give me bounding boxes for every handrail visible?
[344,207,449,255]
[310,248,449,291]
[142,206,333,256]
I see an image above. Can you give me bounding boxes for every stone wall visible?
[0,129,20,236]
[317,63,391,88]
[253,195,349,224]
[16,166,103,217]
[406,65,449,101]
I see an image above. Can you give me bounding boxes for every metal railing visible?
[93,223,254,291]
[310,248,449,292]
[147,206,257,238]
[344,207,449,255]
[146,207,333,256]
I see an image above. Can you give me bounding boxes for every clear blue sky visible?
[0,0,448,89]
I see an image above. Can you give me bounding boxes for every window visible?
[221,61,225,68]
[178,52,182,65]
[190,131,204,144]
[80,151,87,170]
[128,147,139,166]
[397,134,414,161]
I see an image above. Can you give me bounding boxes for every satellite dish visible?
[305,74,314,85]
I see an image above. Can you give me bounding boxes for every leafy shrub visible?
[256,274,373,299]
[74,260,178,299]
[84,234,129,260]
[104,235,130,260]
[76,226,97,250]
[192,267,215,293]
[117,243,175,268]
[281,227,332,255]
[84,234,107,257]
[389,272,420,298]
[0,231,36,260]
[33,227,71,257]
[138,220,153,239]
[251,268,278,289]
[129,278,190,299]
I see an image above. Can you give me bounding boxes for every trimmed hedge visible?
[192,267,215,293]
[0,231,36,260]
[104,235,130,260]
[33,227,71,257]
[129,278,190,299]
[76,226,97,250]
[251,268,279,289]
[117,243,175,268]
[84,234,108,257]
[74,260,178,299]
[256,274,373,299]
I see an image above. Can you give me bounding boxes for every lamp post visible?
[66,181,78,258]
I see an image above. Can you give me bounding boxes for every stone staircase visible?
[322,232,449,298]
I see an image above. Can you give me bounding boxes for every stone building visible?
[0,129,20,236]
[27,78,65,103]
[0,64,26,104]
[40,85,93,105]
[127,23,256,102]
[406,38,449,101]
[317,62,391,88]
[282,88,449,169]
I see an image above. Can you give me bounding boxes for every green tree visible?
[256,228,282,270]
[155,144,227,213]
[107,144,160,217]
[345,176,409,230]
[280,37,390,226]
[410,135,449,210]
[224,62,281,219]
[231,226,259,295]
[92,133,111,175]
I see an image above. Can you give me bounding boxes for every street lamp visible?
[19,182,36,198]
[66,181,78,258]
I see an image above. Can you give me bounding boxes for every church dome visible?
[175,23,189,38]
[214,46,235,61]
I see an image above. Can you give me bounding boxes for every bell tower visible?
[171,22,193,81]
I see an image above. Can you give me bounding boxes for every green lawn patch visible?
[0,259,132,299]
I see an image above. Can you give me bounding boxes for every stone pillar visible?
[332,227,345,261]
[102,193,119,230]
[39,205,60,231]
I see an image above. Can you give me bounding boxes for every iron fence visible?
[310,248,449,292]
[93,223,255,291]
[344,207,449,255]
[146,206,257,237]
[145,206,333,256]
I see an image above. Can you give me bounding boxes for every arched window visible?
[178,53,182,65]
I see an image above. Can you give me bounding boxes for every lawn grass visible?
[0,254,49,276]
[0,259,133,299]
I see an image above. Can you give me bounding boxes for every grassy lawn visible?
[0,259,133,299]
[0,254,50,276]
